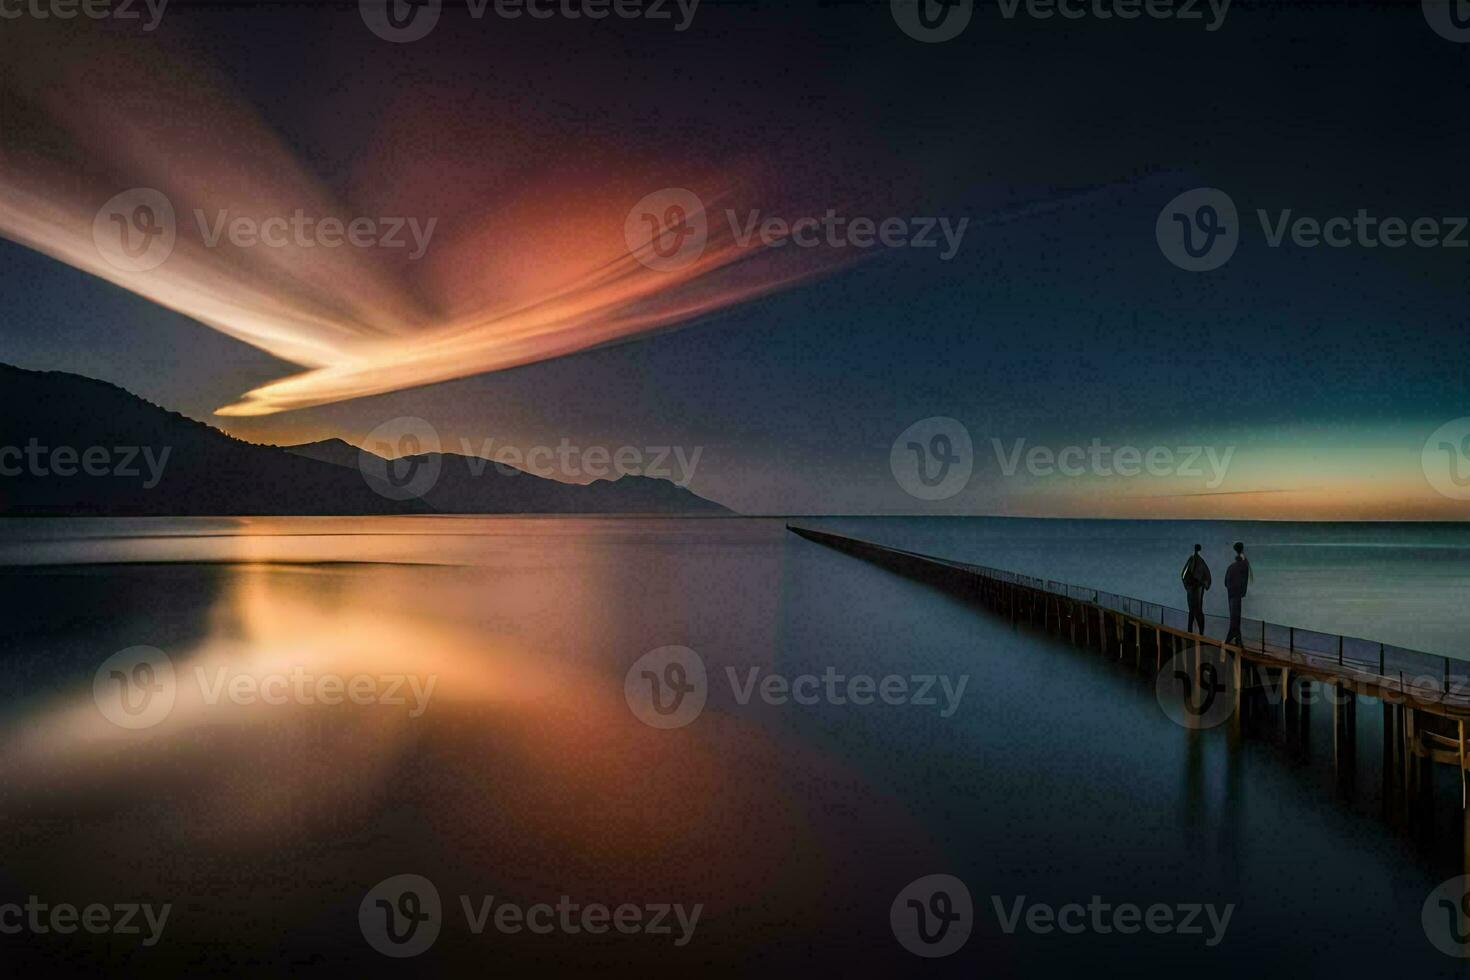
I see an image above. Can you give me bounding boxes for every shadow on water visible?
[0,565,228,713]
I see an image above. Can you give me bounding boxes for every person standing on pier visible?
[1181,543,1211,634]
[1224,541,1252,646]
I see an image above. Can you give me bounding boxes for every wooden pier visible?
[788,524,1470,807]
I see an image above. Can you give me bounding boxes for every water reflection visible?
[0,520,937,973]
[1,517,1467,974]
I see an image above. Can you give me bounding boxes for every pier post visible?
[1464,794,1470,876]
[1460,719,1466,809]
[1399,704,1409,797]
[1332,685,1356,796]
[1404,708,1416,796]
[1280,668,1290,727]
[1233,653,1242,716]
[1228,651,1242,740]
[1383,702,1396,815]
[1300,679,1312,750]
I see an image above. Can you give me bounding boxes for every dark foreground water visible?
[1,516,1468,976]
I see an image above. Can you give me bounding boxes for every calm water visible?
[1,515,1468,976]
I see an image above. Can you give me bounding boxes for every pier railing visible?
[786,526,1470,707]
[928,554,1470,703]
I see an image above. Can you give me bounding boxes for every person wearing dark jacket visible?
[1223,541,1251,646]
[1180,544,1211,634]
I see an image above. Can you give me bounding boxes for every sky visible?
[2,0,1469,517]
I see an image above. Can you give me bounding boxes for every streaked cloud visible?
[0,23,849,416]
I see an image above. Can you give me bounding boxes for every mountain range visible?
[0,363,731,516]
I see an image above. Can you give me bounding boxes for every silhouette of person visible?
[1224,541,1251,646]
[1180,543,1211,634]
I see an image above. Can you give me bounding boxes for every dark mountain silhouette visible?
[0,363,731,516]
[283,438,362,470]
[284,439,731,515]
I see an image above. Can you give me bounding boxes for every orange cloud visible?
[0,22,849,417]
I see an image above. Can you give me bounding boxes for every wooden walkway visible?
[788,524,1470,802]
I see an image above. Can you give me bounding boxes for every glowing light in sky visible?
[0,23,849,417]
